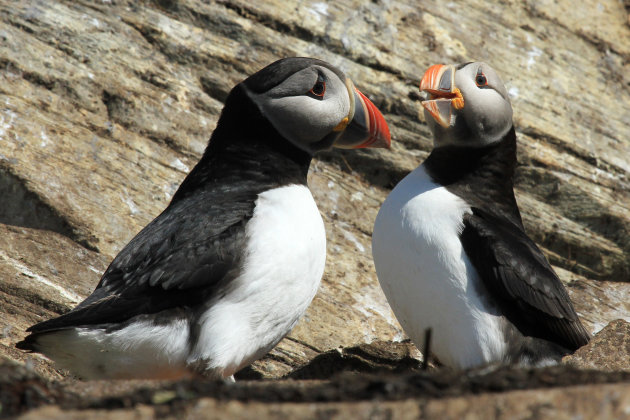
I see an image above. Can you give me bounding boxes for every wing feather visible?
[461,207,590,350]
[27,189,256,332]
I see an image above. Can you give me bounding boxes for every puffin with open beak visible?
[17,57,390,380]
[372,62,589,369]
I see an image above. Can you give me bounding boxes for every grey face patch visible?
[433,62,513,148]
[245,65,351,154]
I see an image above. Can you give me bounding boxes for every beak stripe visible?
[422,100,452,128]
[419,64,465,127]
[354,89,391,149]
[331,79,391,149]
[439,67,452,92]
[419,64,446,93]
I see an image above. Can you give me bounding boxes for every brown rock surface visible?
[4,358,630,419]
[13,386,630,420]
[564,319,630,372]
[0,0,629,417]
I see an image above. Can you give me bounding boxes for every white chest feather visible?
[372,165,507,368]
[190,184,326,375]
[36,185,326,380]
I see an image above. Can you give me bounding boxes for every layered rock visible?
[0,0,629,416]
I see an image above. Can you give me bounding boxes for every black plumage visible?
[425,127,590,354]
[17,57,391,379]
[18,63,313,342]
[245,57,346,95]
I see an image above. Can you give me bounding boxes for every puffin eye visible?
[475,70,488,87]
[308,75,326,98]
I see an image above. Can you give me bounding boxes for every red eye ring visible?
[309,80,326,97]
[475,71,488,87]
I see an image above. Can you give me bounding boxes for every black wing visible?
[461,207,590,350]
[27,188,257,332]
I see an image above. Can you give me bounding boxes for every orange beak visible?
[419,64,464,128]
[333,80,391,149]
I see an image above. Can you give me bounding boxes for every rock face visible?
[0,0,629,416]
[564,319,630,372]
[4,356,630,419]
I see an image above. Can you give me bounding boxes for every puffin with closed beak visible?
[372,62,589,369]
[18,57,391,380]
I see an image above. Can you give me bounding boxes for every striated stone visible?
[0,0,629,416]
[564,319,630,371]
[6,361,630,419]
[286,340,423,380]
[0,225,108,380]
[15,388,630,420]
[0,358,64,418]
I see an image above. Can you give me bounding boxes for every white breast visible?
[189,184,326,376]
[372,165,507,368]
[34,184,326,380]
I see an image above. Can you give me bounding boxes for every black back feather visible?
[21,65,313,337]
[425,128,590,351]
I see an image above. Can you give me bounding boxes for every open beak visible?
[333,79,391,149]
[419,64,465,128]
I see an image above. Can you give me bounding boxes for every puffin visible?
[17,57,391,380]
[371,62,589,369]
